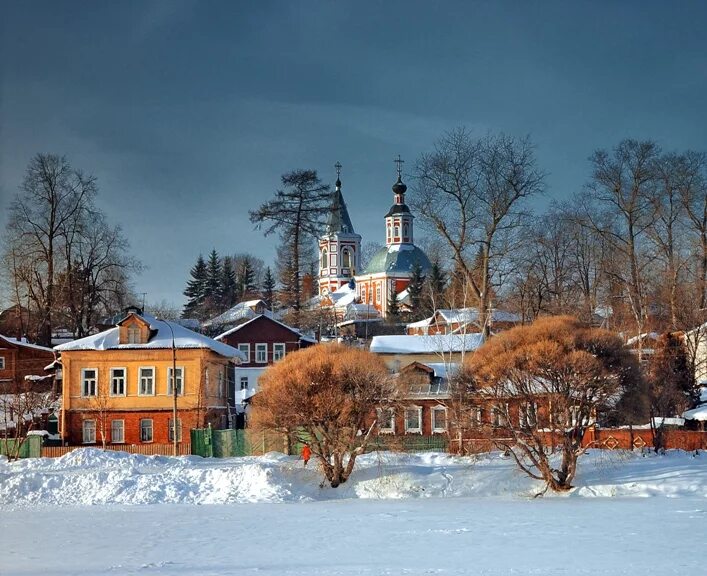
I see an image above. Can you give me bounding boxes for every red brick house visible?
[215,314,316,426]
[0,335,56,394]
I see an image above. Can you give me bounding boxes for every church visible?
[318,160,432,318]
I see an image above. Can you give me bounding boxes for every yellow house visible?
[56,310,244,446]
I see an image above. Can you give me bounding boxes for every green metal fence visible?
[0,436,42,459]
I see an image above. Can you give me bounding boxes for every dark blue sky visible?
[2,1,706,307]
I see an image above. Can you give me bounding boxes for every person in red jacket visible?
[301,443,311,467]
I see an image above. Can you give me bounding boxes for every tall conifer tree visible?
[183,254,208,318]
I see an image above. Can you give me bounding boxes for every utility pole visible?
[163,319,179,456]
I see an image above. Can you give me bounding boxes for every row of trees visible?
[182,250,269,320]
[1,154,140,345]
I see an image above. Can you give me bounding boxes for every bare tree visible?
[412,129,545,335]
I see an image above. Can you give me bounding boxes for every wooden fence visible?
[41,443,191,458]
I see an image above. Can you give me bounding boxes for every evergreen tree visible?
[262,266,276,310]
[422,259,447,316]
[387,285,400,321]
[183,254,208,318]
[249,169,331,322]
[407,261,425,320]
[236,255,257,300]
[202,249,223,318]
[220,257,238,309]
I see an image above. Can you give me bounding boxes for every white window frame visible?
[342,248,351,268]
[0,356,5,370]
[377,407,395,434]
[81,368,98,397]
[168,417,182,442]
[520,401,538,429]
[273,343,286,361]
[167,366,185,396]
[111,419,125,443]
[237,344,250,362]
[218,368,225,397]
[110,367,127,396]
[404,405,423,434]
[431,405,448,433]
[255,343,267,364]
[82,419,96,444]
[321,248,328,269]
[240,376,249,390]
[471,406,483,427]
[138,366,155,396]
[140,418,153,442]
[376,284,382,304]
[493,403,509,427]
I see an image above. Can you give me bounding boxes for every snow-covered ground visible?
[1,449,706,575]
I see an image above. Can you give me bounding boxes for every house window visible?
[81,368,98,397]
[520,402,537,429]
[404,406,422,434]
[492,404,509,427]
[273,343,286,361]
[110,368,126,396]
[377,408,395,434]
[240,376,249,390]
[218,369,225,397]
[471,407,483,427]
[111,420,125,443]
[255,343,267,363]
[238,344,250,362]
[168,418,182,442]
[139,367,155,395]
[342,248,352,269]
[82,419,96,444]
[321,248,328,269]
[431,406,447,433]
[0,357,5,370]
[167,367,184,396]
[140,418,153,442]
[127,325,141,344]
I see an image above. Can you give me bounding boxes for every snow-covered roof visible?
[55,313,244,360]
[683,405,707,421]
[215,314,317,344]
[203,300,279,328]
[405,308,521,332]
[625,332,660,347]
[370,333,484,355]
[404,361,460,380]
[0,335,54,353]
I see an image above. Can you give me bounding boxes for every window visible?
[127,325,141,344]
[167,367,184,396]
[111,420,124,443]
[520,402,537,429]
[273,343,286,361]
[376,284,381,304]
[493,404,509,427]
[321,248,328,269]
[81,368,97,397]
[342,248,351,269]
[431,406,447,433]
[168,418,182,442]
[218,369,225,397]
[0,356,5,370]
[240,376,249,390]
[139,367,155,395]
[377,408,395,434]
[82,419,96,444]
[255,343,267,363]
[140,418,153,442]
[403,223,409,239]
[404,406,422,434]
[471,407,483,427]
[238,344,250,362]
[110,368,126,396]
[361,286,367,303]
[394,225,400,237]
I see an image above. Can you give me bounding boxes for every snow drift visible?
[1,448,706,507]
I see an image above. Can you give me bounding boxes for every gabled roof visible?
[215,314,317,344]
[55,313,244,360]
[203,299,279,328]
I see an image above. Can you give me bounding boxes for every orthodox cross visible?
[335,161,342,179]
[394,155,404,178]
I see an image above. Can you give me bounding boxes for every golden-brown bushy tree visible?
[464,316,641,492]
[250,344,392,487]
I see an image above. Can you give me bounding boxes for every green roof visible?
[363,245,432,275]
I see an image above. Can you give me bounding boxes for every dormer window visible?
[127,325,141,344]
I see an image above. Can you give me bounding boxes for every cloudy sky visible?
[2,1,706,308]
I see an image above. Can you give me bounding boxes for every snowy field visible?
[1,449,706,575]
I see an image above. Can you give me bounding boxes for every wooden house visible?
[56,311,244,446]
[406,308,521,336]
[369,333,484,372]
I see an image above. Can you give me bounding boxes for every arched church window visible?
[342,248,351,269]
[321,248,328,269]
[394,225,399,237]
[403,223,409,238]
